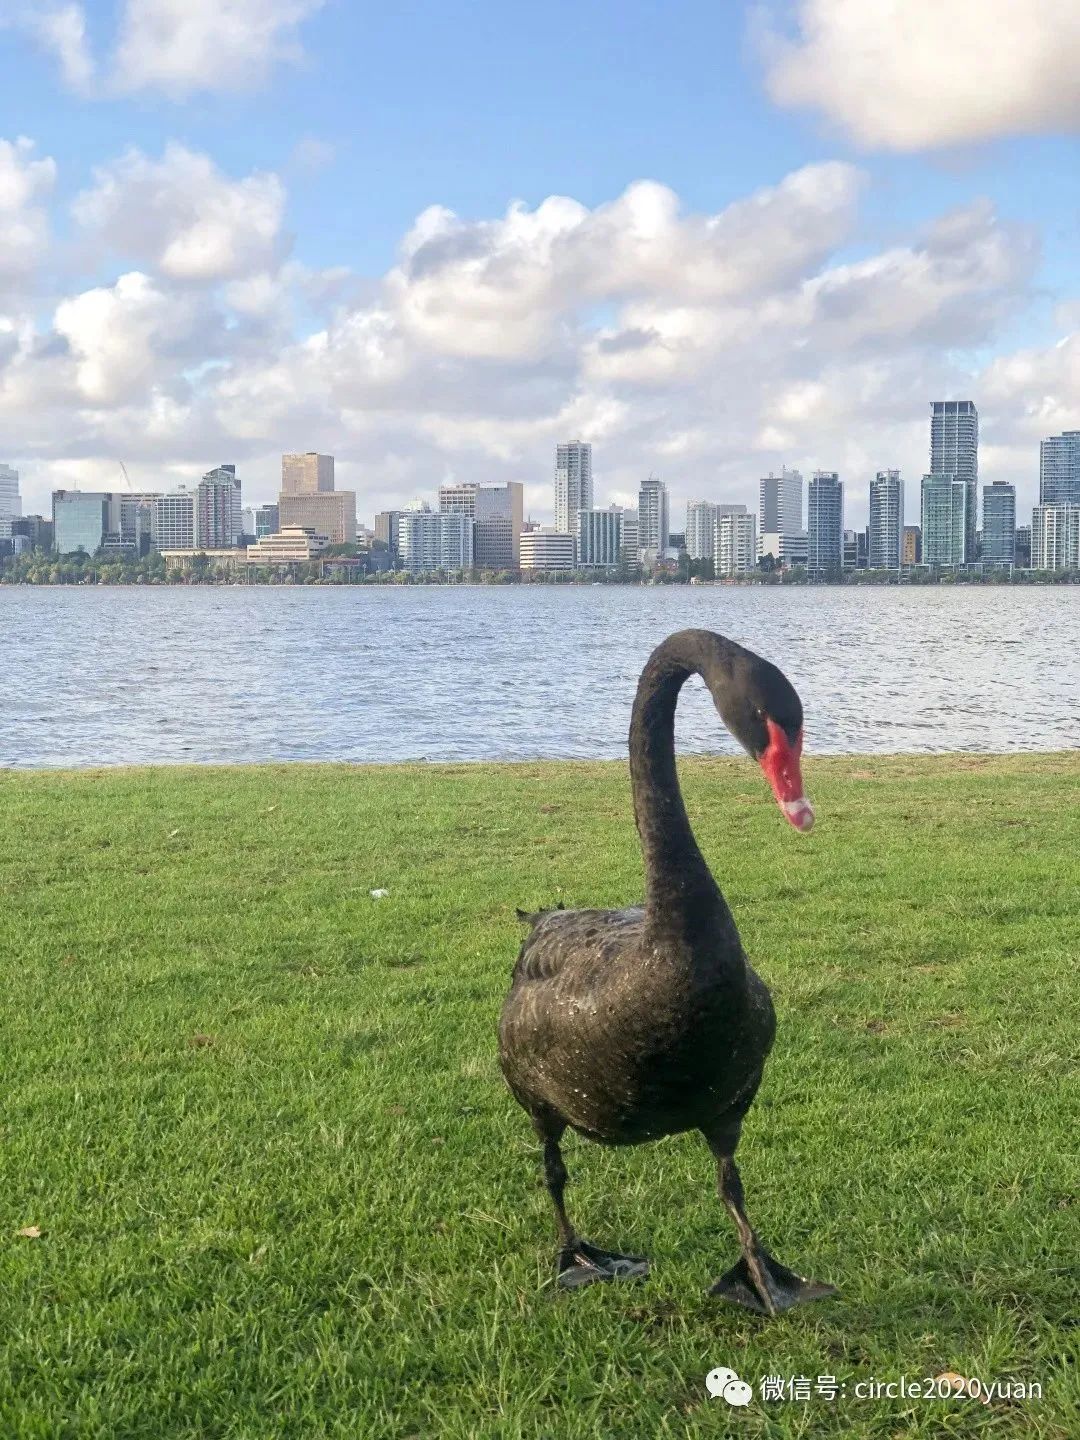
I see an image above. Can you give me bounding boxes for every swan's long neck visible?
[628,633,729,928]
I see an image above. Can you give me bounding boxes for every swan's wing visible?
[509,906,645,986]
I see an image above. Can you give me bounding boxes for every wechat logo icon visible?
[705,1367,754,1407]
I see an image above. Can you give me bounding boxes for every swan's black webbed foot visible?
[557,1240,650,1290]
[709,1250,836,1316]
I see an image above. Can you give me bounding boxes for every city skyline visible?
[1,5,1078,531]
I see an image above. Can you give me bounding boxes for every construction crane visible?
[118,461,133,492]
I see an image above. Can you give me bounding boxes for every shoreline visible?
[4,749,1078,781]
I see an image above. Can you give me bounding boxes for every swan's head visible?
[714,651,814,833]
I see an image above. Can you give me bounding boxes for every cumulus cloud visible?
[0,137,57,283]
[111,0,325,97]
[72,144,286,282]
[0,4,94,90]
[758,0,1080,150]
[3,158,1072,528]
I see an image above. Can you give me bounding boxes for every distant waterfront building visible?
[1038,430,1080,507]
[902,525,922,565]
[920,472,971,566]
[519,528,576,572]
[685,501,715,561]
[1015,524,1031,568]
[278,452,355,545]
[807,471,843,579]
[759,467,803,534]
[438,481,523,568]
[375,509,402,557]
[10,514,52,551]
[578,507,626,569]
[868,469,904,570]
[1031,505,1080,571]
[758,530,807,569]
[53,491,108,555]
[637,476,670,556]
[554,442,593,539]
[620,509,639,566]
[930,401,978,560]
[398,504,474,572]
[842,528,868,571]
[981,482,1016,565]
[279,489,356,545]
[254,503,280,538]
[0,463,21,537]
[281,453,335,495]
[196,465,242,549]
[241,507,256,536]
[244,525,329,565]
[715,511,757,577]
[153,488,196,550]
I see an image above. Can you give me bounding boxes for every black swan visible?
[498,628,835,1314]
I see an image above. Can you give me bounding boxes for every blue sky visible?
[1,0,1078,522]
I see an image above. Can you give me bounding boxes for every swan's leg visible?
[704,1130,836,1316]
[532,1115,650,1290]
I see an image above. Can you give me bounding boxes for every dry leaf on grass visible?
[188,1033,215,1048]
[16,1226,42,1239]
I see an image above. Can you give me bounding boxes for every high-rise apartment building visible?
[281,453,335,495]
[195,466,242,549]
[842,529,868,572]
[902,525,922,565]
[921,472,971,566]
[398,504,474,572]
[807,471,843,579]
[868,470,904,570]
[715,511,757,577]
[930,401,978,560]
[759,468,803,534]
[620,510,639,566]
[637,476,670,555]
[685,501,716,561]
[1031,505,1080,571]
[1038,431,1080,507]
[554,442,593,537]
[153,489,196,550]
[981,482,1016,565]
[0,463,21,537]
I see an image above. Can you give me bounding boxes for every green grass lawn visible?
[1,754,1077,1439]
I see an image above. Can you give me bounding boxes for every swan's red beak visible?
[759,720,814,833]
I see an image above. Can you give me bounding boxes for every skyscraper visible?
[438,481,523,568]
[578,507,626,568]
[279,453,356,545]
[868,470,904,570]
[921,473,971,566]
[1039,431,1080,507]
[715,512,757,577]
[685,500,716,562]
[759,468,803,534]
[930,401,978,560]
[0,463,21,538]
[196,465,242,549]
[806,471,843,579]
[981,482,1016,565]
[637,476,670,555]
[1031,505,1080,571]
[281,453,335,495]
[554,442,593,536]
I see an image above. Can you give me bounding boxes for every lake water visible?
[2,585,1077,768]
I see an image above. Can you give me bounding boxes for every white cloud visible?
[758,0,1080,150]
[32,4,93,89]
[53,271,217,404]
[72,144,285,282]
[0,137,57,283]
[111,0,325,97]
[2,160,1071,529]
